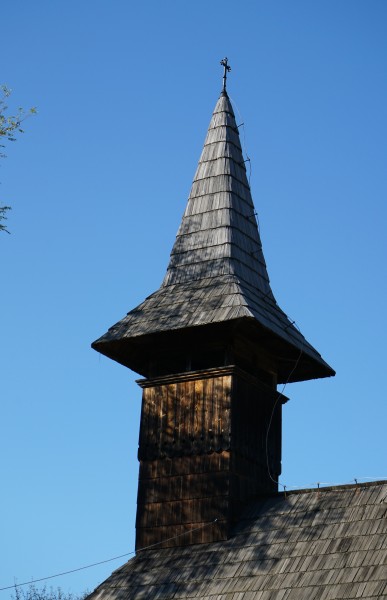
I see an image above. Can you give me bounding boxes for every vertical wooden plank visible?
[189,378,195,445]
[206,376,214,451]
[148,386,157,455]
[138,389,147,459]
[185,379,191,450]
[215,375,221,441]
[193,378,201,454]
[165,383,178,449]
[155,384,163,455]
[223,374,231,448]
[175,380,182,452]
[179,380,187,451]
[197,378,205,453]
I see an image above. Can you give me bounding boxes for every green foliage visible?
[0,85,36,233]
[0,204,11,233]
[12,584,89,600]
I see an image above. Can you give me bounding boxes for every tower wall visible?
[135,367,285,549]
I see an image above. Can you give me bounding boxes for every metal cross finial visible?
[220,57,231,92]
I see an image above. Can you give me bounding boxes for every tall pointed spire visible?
[92,69,334,384]
[162,90,271,296]
[92,65,335,550]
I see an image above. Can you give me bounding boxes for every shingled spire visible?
[93,86,333,384]
[92,64,334,549]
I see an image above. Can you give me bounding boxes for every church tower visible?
[92,59,334,550]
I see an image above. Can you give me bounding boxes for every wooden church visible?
[88,61,387,599]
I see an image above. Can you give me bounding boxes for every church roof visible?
[92,90,334,382]
[87,480,387,600]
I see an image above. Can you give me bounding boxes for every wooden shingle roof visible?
[87,481,387,600]
[92,91,334,382]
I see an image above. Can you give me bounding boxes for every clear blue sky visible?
[1,1,386,596]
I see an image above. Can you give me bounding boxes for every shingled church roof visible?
[92,91,334,383]
[87,481,387,600]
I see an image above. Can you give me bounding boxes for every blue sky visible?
[1,0,386,596]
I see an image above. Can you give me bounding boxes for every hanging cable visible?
[265,321,305,490]
[229,95,253,188]
[0,519,218,592]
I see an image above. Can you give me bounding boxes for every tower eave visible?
[92,87,335,384]
[91,316,335,383]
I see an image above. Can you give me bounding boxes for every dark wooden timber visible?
[87,481,387,600]
[85,68,387,600]
[92,91,334,384]
[136,366,286,550]
[92,82,335,550]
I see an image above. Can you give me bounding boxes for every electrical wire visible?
[5,470,385,593]
[229,95,253,189]
[0,519,218,592]
[265,320,305,491]
[227,93,305,492]
[229,95,248,156]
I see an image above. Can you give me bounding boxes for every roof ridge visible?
[261,479,387,498]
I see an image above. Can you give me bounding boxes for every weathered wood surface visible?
[136,452,232,549]
[137,367,281,462]
[87,481,387,600]
[136,367,283,549]
[92,91,334,383]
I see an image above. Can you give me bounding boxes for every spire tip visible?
[220,57,231,92]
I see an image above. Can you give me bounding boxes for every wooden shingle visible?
[86,481,387,600]
[92,91,334,383]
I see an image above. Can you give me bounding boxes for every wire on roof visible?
[3,475,385,594]
[0,519,218,592]
[229,95,253,189]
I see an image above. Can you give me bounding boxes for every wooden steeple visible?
[92,62,334,549]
